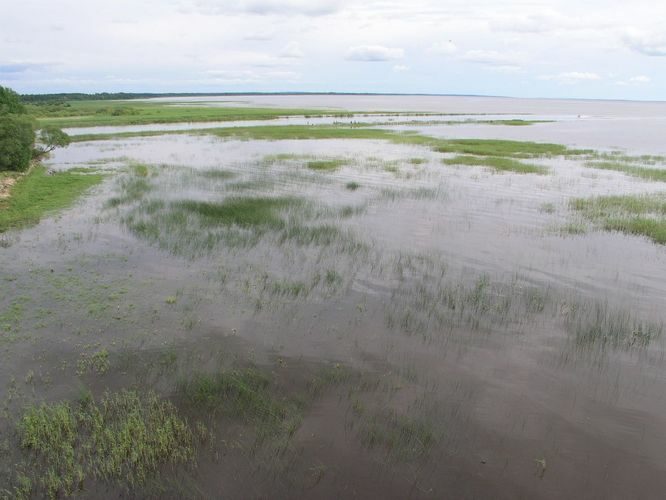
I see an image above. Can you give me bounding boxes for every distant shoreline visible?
[19,92,666,105]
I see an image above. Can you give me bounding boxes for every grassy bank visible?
[30,101,368,128]
[0,166,104,233]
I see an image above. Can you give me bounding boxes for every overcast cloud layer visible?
[1,0,664,99]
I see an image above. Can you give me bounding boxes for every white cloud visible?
[429,41,457,56]
[616,75,651,86]
[2,0,666,98]
[345,45,404,62]
[623,29,666,56]
[488,11,578,34]
[243,31,275,41]
[205,68,300,83]
[189,0,342,16]
[539,72,601,84]
[458,50,523,68]
[279,41,304,58]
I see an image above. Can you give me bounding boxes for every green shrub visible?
[0,114,35,172]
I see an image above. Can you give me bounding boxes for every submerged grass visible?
[14,390,195,498]
[565,302,663,349]
[360,411,436,461]
[0,166,104,232]
[571,194,666,244]
[442,155,548,174]
[199,169,235,180]
[175,196,301,229]
[306,159,347,171]
[106,165,152,207]
[584,161,666,182]
[178,368,303,445]
[71,125,586,160]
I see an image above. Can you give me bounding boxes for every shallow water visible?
[63,113,556,136]
[3,96,666,498]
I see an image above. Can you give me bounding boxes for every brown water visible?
[2,96,666,498]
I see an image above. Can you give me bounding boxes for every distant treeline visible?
[21,93,192,103]
[20,91,457,104]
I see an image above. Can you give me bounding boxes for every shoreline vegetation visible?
[0,165,104,233]
[28,101,543,129]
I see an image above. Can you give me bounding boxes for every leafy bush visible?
[0,114,35,172]
[0,85,35,172]
[0,86,26,115]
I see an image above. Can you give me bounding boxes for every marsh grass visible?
[15,390,195,498]
[584,161,666,182]
[0,166,104,232]
[269,280,308,298]
[106,168,152,208]
[76,348,110,376]
[111,164,367,257]
[345,181,361,191]
[360,411,436,461]
[72,126,587,161]
[442,155,548,174]
[589,152,666,165]
[380,186,442,201]
[557,222,587,236]
[306,159,347,172]
[565,302,663,349]
[539,202,556,214]
[199,169,235,180]
[175,197,301,229]
[32,100,358,128]
[571,194,666,244]
[178,368,304,445]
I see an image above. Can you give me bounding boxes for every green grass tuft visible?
[175,196,300,229]
[0,166,104,232]
[306,159,346,171]
[442,155,548,174]
[571,194,666,244]
[16,390,194,498]
[584,161,666,182]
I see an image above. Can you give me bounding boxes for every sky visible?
[1,0,665,100]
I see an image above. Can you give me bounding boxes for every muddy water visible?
[3,104,666,498]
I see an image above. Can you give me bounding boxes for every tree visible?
[37,125,71,154]
[0,85,35,172]
[0,86,26,115]
[0,114,35,171]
